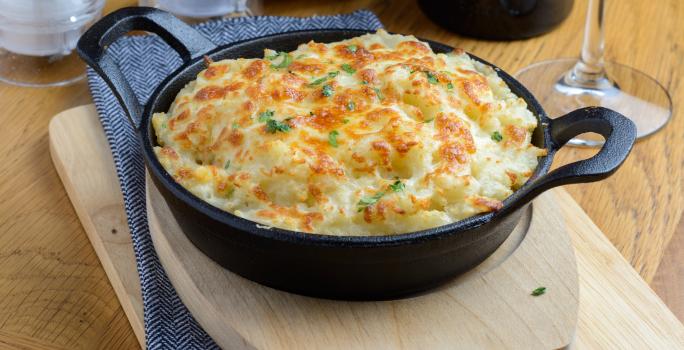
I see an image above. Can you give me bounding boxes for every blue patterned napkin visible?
[87,11,382,349]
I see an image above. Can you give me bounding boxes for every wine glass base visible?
[515,58,672,147]
[0,49,86,88]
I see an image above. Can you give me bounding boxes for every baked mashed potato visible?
[153,30,546,236]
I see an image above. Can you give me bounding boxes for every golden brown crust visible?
[152,30,544,235]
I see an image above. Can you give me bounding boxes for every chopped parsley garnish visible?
[425,71,439,84]
[357,191,385,212]
[389,180,405,192]
[232,122,239,129]
[265,119,291,133]
[531,287,546,296]
[361,80,368,85]
[372,87,384,100]
[259,110,290,133]
[322,84,334,97]
[295,54,307,59]
[328,130,339,147]
[161,121,168,129]
[309,71,340,86]
[309,77,328,86]
[491,131,503,142]
[423,117,434,123]
[267,51,292,69]
[347,44,358,53]
[347,101,356,111]
[224,160,231,169]
[341,63,356,74]
[342,118,350,124]
[258,110,274,122]
[447,82,454,90]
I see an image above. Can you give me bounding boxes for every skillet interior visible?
[140,29,553,246]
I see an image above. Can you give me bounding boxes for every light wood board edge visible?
[557,189,684,349]
[48,105,145,347]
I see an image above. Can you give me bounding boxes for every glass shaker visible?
[0,0,105,87]
[139,0,262,22]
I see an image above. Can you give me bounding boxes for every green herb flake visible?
[531,287,546,296]
[258,110,275,122]
[346,101,356,111]
[232,122,239,129]
[372,87,384,100]
[268,51,292,69]
[361,80,368,85]
[223,160,231,169]
[347,44,358,53]
[357,191,385,212]
[389,180,405,192]
[328,71,339,78]
[265,119,291,133]
[423,117,434,123]
[309,76,328,86]
[425,71,439,84]
[322,84,334,97]
[161,121,168,129]
[328,130,340,147]
[491,131,503,142]
[447,82,454,90]
[341,63,356,74]
[295,54,307,59]
[342,119,350,124]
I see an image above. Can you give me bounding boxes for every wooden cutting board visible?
[49,105,684,349]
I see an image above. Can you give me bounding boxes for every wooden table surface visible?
[0,0,681,348]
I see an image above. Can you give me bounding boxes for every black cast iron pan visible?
[78,7,636,300]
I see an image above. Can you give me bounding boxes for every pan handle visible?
[500,106,636,215]
[77,7,218,129]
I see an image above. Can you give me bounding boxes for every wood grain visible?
[0,2,140,348]
[0,330,68,350]
[554,189,684,349]
[0,0,681,348]
[652,218,684,321]
[49,105,145,346]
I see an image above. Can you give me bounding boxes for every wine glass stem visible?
[566,0,611,88]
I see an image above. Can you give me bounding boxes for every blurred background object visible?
[139,0,262,21]
[417,0,574,40]
[515,0,672,146]
[0,0,105,87]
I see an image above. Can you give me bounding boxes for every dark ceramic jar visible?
[418,0,574,40]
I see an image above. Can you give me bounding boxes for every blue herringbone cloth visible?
[87,11,382,349]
